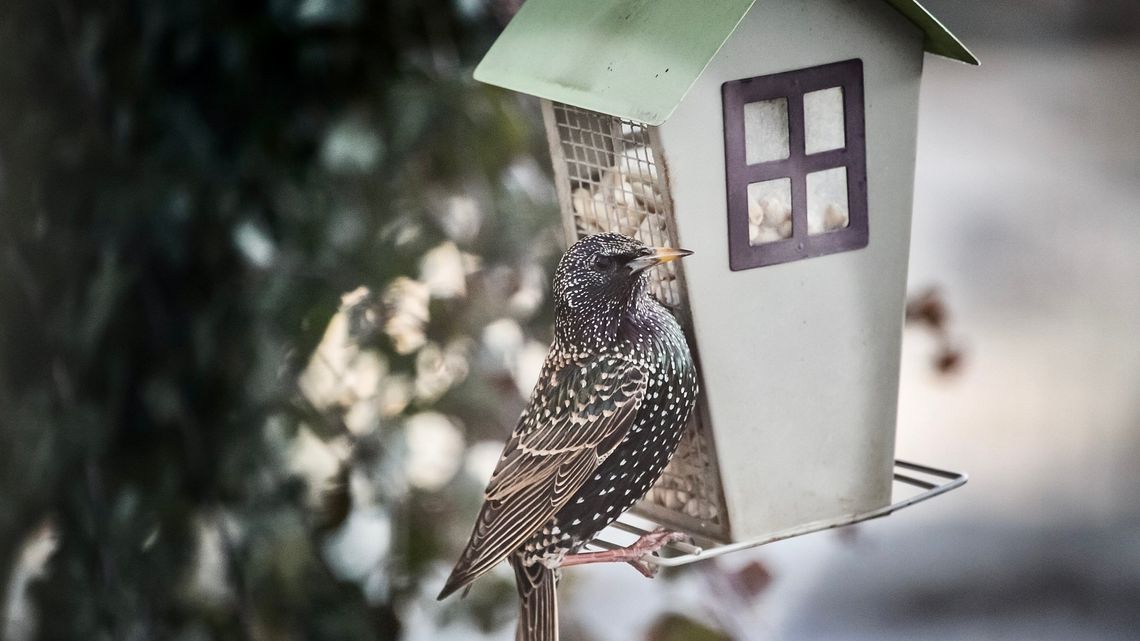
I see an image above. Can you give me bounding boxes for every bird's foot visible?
[560,529,687,578]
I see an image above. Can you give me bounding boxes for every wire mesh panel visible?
[542,100,731,542]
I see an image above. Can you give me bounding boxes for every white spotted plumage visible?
[517,234,698,567]
[439,234,699,641]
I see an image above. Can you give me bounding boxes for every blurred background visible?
[1,1,1138,640]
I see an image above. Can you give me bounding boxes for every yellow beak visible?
[627,247,693,272]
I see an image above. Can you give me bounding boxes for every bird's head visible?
[552,233,691,344]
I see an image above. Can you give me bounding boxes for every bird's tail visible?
[511,554,559,641]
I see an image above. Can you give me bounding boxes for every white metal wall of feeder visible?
[474,0,977,565]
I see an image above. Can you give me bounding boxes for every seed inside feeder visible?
[746,179,793,245]
[807,167,849,235]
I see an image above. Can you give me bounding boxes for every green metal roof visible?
[474,0,977,126]
[882,0,978,65]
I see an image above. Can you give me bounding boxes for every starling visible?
[438,233,699,641]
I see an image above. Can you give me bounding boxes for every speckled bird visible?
[438,233,699,641]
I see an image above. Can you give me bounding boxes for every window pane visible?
[747,178,792,245]
[803,87,845,154]
[807,167,848,235]
[743,98,790,164]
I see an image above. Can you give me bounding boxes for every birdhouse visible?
[474,0,974,557]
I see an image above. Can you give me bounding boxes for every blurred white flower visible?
[234,220,276,268]
[3,521,57,641]
[481,318,524,372]
[299,309,353,409]
[403,412,465,491]
[321,115,383,173]
[461,251,483,276]
[289,426,347,509]
[341,285,370,308]
[513,340,548,398]
[321,506,391,583]
[414,339,472,402]
[378,373,413,417]
[383,277,430,354]
[344,399,378,436]
[389,218,424,248]
[504,157,555,202]
[296,287,397,438]
[509,263,546,319]
[339,350,381,402]
[299,287,389,410]
[465,440,505,484]
[363,568,391,605]
[419,241,467,299]
[481,319,547,398]
[439,195,482,243]
[297,0,360,26]
[182,514,234,609]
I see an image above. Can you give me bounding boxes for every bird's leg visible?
[560,529,687,578]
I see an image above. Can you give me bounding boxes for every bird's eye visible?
[591,254,617,272]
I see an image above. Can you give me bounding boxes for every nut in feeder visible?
[474,0,975,564]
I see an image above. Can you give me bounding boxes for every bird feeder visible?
[474,0,973,562]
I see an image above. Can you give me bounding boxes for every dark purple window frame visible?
[722,59,869,271]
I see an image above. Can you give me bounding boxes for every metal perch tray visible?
[587,460,967,568]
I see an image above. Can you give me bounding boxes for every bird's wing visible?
[437,354,646,599]
[486,357,646,499]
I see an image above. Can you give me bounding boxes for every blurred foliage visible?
[0,0,564,639]
[644,613,731,641]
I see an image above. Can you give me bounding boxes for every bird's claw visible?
[624,529,685,578]
[626,559,659,578]
[629,528,687,557]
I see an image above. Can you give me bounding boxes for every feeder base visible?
[582,459,967,568]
